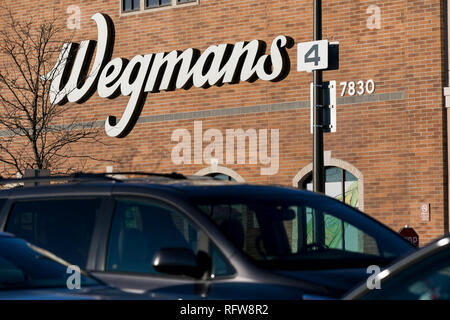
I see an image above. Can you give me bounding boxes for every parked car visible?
[343,234,450,300]
[0,232,142,299]
[0,173,415,299]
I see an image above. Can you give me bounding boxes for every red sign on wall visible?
[399,225,419,247]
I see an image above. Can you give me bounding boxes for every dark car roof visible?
[0,178,321,200]
[167,182,317,196]
[0,177,413,249]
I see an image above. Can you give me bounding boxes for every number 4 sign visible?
[297,40,328,72]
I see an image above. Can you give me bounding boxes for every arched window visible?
[299,166,359,209]
[292,159,365,251]
[295,166,362,251]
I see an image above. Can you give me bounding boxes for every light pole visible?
[312,0,326,245]
[313,0,325,193]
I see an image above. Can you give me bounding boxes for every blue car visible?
[0,232,140,299]
[344,234,450,300]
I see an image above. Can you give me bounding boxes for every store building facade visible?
[1,0,449,245]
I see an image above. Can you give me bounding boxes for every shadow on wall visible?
[113,144,170,173]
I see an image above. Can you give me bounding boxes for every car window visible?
[209,241,235,278]
[197,203,380,260]
[0,237,99,290]
[106,198,235,278]
[193,195,412,268]
[198,203,379,260]
[106,198,199,275]
[301,208,379,256]
[5,198,102,268]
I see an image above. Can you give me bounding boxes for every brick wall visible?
[0,0,447,244]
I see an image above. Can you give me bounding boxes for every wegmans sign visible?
[45,13,294,138]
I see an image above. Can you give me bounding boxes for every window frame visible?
[120,0,199,16]
[300,166,358,207]
[176,0,197,4]
[122,0,141,13]
[293,157,364,212]
[145,0,172,9]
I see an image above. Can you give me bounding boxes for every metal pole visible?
[313,0,325,193]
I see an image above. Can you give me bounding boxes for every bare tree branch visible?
[0,7,117,177]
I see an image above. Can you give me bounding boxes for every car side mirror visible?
[152,248,211,279]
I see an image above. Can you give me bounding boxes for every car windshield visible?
[193,192,414,269]
[0,237,99,290]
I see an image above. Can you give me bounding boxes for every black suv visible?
[0,173,414,299]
